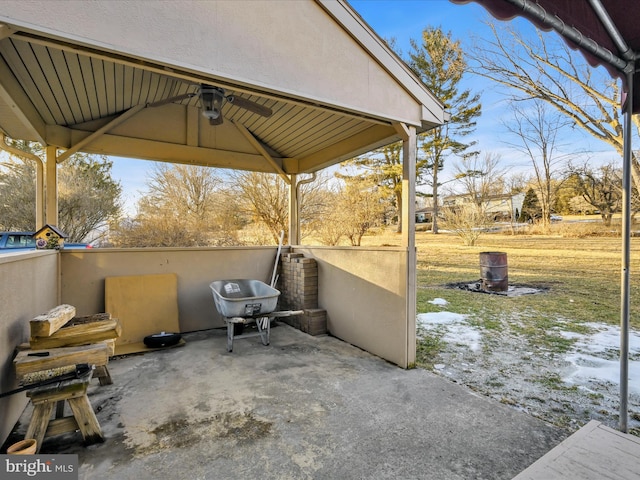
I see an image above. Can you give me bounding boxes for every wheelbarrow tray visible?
[210,279,280,318]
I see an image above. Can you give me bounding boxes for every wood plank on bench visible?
[14,343,110,380]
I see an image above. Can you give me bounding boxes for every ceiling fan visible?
[150,84,273,125]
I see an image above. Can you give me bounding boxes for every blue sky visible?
[108,0,619,213]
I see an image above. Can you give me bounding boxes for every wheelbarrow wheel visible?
[144,332,182,348]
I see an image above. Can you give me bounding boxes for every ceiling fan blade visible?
[147,92,196,108]
[226,95,272,117]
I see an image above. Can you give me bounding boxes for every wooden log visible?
[30,318,122,349]
[65,313,111,326]
[14,343,109,380]
[30,304,76,338]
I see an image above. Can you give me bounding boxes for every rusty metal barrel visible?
[479,252,508,292]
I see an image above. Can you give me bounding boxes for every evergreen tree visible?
[519,188,541,222]
[0,141,121,242]
[409,27,481,234]
[340,27,481,234]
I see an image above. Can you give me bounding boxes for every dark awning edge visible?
[450,0,640,112]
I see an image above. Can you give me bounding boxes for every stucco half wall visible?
[60,246,414,367]
[295,246,413,368]
[0,251,59,446]
[60,247,280,332]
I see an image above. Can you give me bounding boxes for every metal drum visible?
[480,252,508,292]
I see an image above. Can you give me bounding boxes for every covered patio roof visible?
[0,0,445,174]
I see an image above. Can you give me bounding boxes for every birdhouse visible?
[34,224,68,250]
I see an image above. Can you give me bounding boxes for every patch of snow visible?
[442,325,482,352]
[417,311,640,431]
[417,311,466,325]
[561,323,640,395]
[428,297,449,306]
[417,312,482,352]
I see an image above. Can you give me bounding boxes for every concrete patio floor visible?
[6,324,569,479]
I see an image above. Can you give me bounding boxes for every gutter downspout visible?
[291,173,316,246]
[0,134,45,229]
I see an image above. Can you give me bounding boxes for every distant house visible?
[415,195,435,223]
[415,207,434,223]
[442,192,526,221]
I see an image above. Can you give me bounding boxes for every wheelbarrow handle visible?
[270,310,304,317]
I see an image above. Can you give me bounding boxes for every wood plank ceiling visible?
[0,31,402,174]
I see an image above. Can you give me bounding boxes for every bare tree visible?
[452,152,508,206]
[471,21,640,191]
[442,152,507,244]
[110,163,238,247]
[504,101,572,226]
[145,163,221,230]
[569,162,623,226]
[230,171,331,245]
[313,176,386,246]
[230,171,288,244]
[339,176,386,246]
[313,189,344,246]
[441,202,489,246]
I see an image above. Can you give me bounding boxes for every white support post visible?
[45,145,58,226]
[401,124,417,368]
[35,158,44,230]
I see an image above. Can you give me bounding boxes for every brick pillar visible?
[277,253,326,335]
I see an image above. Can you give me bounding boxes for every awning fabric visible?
[451,0,640,112]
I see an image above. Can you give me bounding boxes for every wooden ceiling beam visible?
[0,54,46,143]
[232,120,290,183]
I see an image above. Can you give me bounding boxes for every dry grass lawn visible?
[360,222,640,328]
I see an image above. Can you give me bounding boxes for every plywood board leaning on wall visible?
[105,273,180,355]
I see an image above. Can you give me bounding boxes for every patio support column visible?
[619,67,634,433]
[45,145,58,226]
[289,174,298,245]
[0,134,44,229]
[399,123,417,367]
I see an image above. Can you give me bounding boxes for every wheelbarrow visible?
[210,279,303,352]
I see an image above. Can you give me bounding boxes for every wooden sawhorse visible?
[25,369,103,453]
